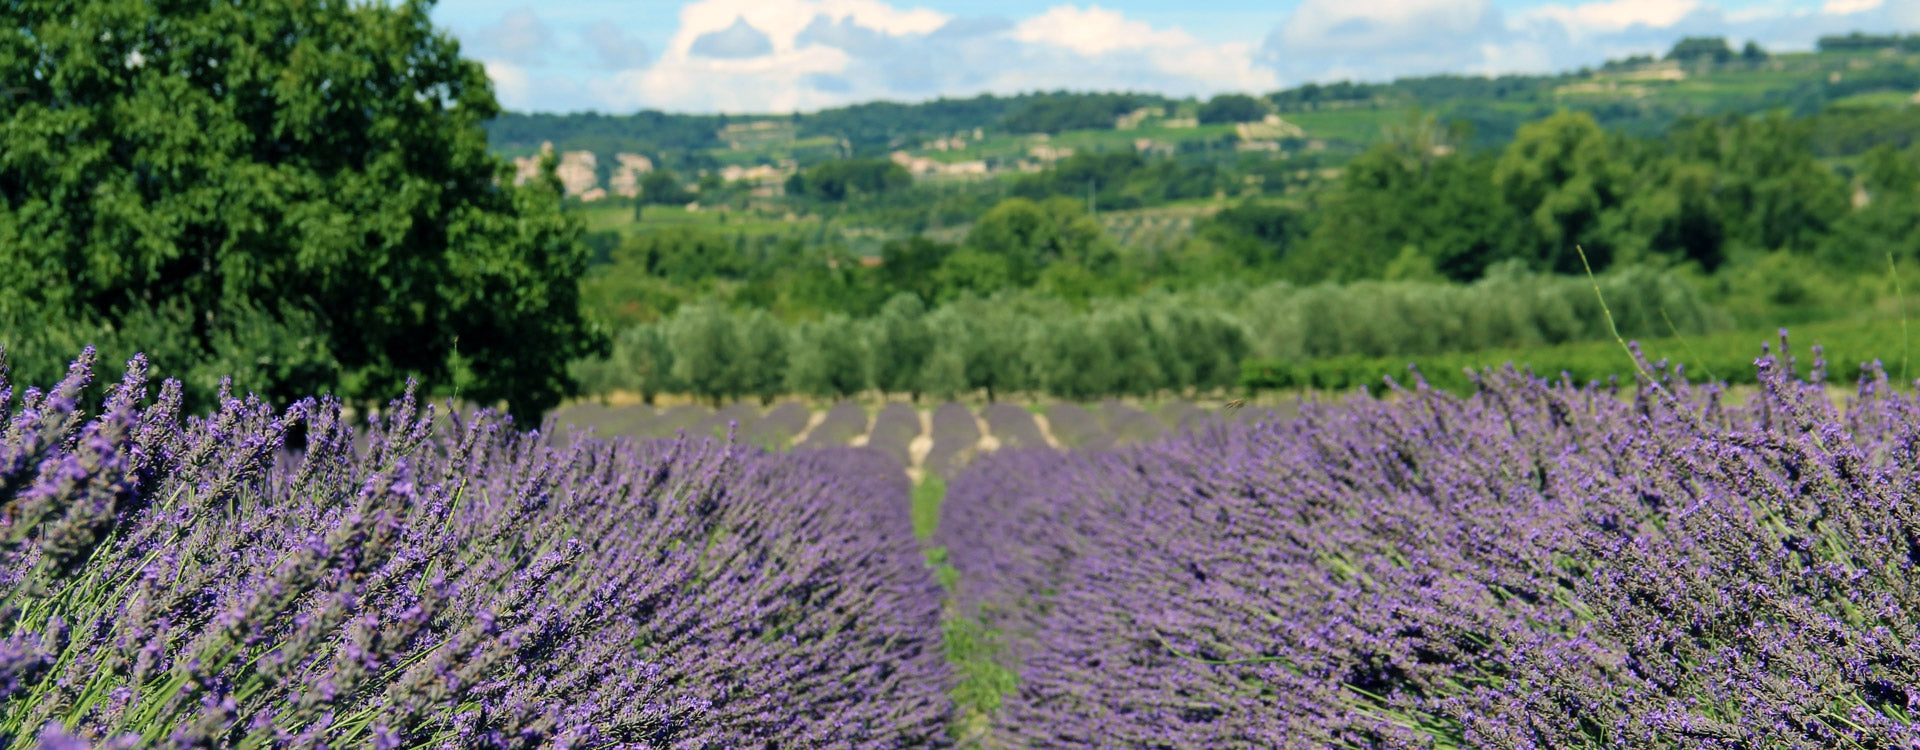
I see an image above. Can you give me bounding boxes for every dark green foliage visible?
[798,94,1016,155]
[1199,200,1308,271]
[1242,317,1907,393]
[788,314,871,399]
[639,169,694,205]
[786,159,911,202]
[1025,317,1118,400]
[1817,32,1920,53]
[665,302,743,405]
[1000,92,1165,135]
[1293,123,1516,281]
[1820,144,1920,271]
[1267,81,1384,112]
[1286,109,1858,285]
[922,299,1033,401]
[868,294,934,400]
[961,196,1113,291]
[1197,94,1267,124]
[483,110,721,169]
[1493,111,1639,273]
[576,266,1720,403]
[1230,264,1726,361]
[879,237,957,305]
[735,309,789,405]
[0,0,599,420]
[1666,37,1735,64]
[608,226,751,283]
[1010,151,1226,211]
[1664,113,1846,256]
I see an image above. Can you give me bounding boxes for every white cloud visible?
[577,0,1275,112]
[1010,5,1193,56]
[483,60,533,109]
[1142,41,1280,93]
[1821,0,1883,13]
[579,0,952,112]
[1522,0,1702,35]
[664,0,947,59]
[596,46,857,113]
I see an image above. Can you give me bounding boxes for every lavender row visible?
[1,350,950,748]
[937,339,1920,748]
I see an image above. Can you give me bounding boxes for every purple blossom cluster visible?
[937,337,1920,748]
[1,349,950,748]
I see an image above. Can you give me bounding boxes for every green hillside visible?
[485,37,1920,176]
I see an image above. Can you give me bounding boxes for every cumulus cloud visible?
[795,14,900,57]
[584,22,652,69]
[690,16,776,58]
[483,60,533,106]
[1010,5,1193,57]
[1822,0,1883,13]
[472,9,555,65]
[581,0,1275,113]
[1521,0,1705,35]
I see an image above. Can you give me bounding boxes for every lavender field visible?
[6,339,1920,747]
[0,350,947,747]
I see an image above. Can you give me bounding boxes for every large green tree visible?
[1493,111,1638,273]
[0,0,600,419]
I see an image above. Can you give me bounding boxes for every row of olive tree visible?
[1177,262,1727,361]
[572,264,1724,403]
[570,293,1250,405]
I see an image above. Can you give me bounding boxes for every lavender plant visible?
[940,336,1920,748]
[0,349,950,748]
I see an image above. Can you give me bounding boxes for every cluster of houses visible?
[509,108,1313,202]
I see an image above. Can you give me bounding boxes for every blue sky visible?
[428,0,1920,114]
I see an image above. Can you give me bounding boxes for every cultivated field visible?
[547,398,1301,481]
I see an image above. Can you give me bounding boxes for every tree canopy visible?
[0,0,600,420]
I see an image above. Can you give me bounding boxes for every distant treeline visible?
[578,105,1920,331]
[571,267,1723,403]
[1242,317,1909,394]
[1818,32,1920,53]
[483,91,1181,168]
